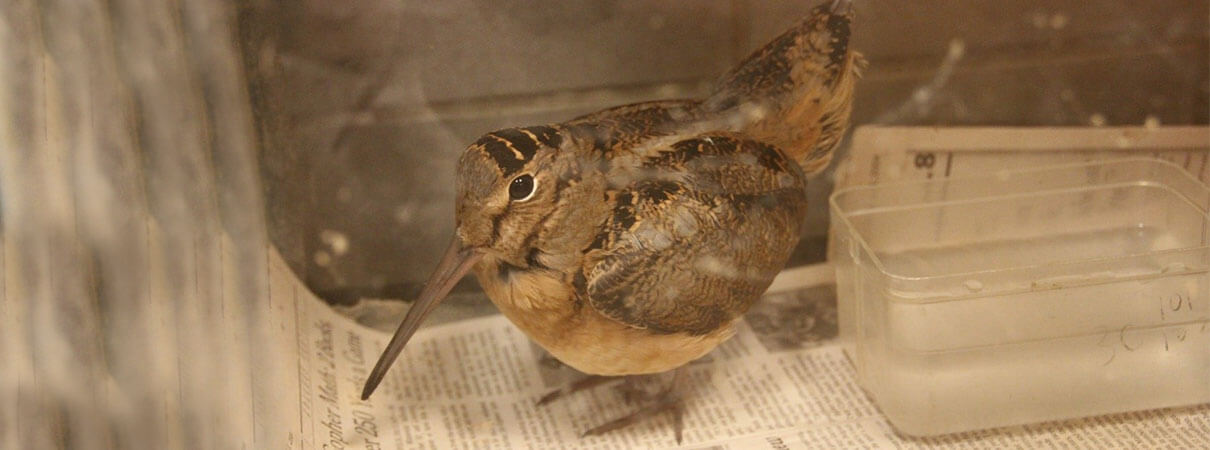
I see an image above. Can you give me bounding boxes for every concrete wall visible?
[239,0,1209,303]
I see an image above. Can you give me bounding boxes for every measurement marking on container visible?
[1159,292,1194,321]
[1119,325,1137,351]
[1098,331,1117,366]
[1164,327,1192,352]
[1170,294,1185,312]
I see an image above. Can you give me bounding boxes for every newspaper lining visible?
[262,248,1210,449]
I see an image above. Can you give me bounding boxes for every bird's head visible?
[453,126,571,264]
[361,125,575,399]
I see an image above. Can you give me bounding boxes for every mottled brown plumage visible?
[363,0,863,441]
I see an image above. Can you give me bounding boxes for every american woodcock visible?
[363,0,863,442]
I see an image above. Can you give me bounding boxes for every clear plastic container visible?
[828,158,1210,436]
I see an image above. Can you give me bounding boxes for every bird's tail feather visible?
[701,0,865,177]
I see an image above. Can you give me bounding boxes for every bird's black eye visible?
[509,174,536,201]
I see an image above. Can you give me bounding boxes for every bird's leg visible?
[582,367,687,444]
[536,374,619,406]
[612,375,652,404]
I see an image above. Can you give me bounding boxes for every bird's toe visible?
[580,391,685,444]
[535,374,617,406]
[581,368,688,444]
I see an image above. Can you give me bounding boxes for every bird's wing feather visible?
[562,100,700,157]
[577,133,808,335]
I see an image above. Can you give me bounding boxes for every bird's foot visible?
[581,388,685,443]
[535,369,689,444]
[583,368,687,444]
[536,374,617,406]
[612,376,653,404]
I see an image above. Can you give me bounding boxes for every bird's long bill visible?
[361,239,483,400]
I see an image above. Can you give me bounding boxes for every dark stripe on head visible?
[492,128,540,161]
[475,126,562,176]
[489,212,505,243]
[475,134,526,175]
[524,247,549,270]
[523,125,563,149]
